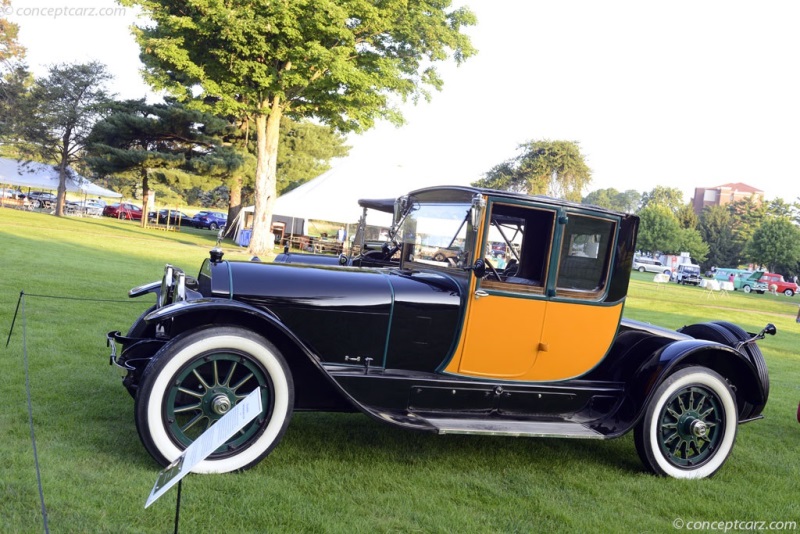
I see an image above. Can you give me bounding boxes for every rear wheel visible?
[134,326,294,473]
[638,266,645,272]
[743,285,752,293]
[210,222,218,230]
[634,366,737,479]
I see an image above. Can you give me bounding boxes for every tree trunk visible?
[248,98,282,257]
[140,168,150,228]
[55,143,70,217]
[225,176,243,239]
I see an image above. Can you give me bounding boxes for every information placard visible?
[145,389,263,508]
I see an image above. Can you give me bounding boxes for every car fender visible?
[142,298,377,413]
[600,338,764,436]
[656,340,761,408]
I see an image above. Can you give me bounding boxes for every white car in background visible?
[632,256,671,275]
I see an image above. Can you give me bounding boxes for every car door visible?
[446,201,622,382]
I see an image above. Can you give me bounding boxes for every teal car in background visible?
[714,269,767,294]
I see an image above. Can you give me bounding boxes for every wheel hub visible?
[211,394,232,415]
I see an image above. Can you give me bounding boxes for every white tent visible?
[231,158,473,241]
[0,157,122,198]
[228,158,469,243]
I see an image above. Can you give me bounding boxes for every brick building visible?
[691,182,764,215]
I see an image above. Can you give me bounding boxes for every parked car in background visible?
[191,210,227,230]
[632,256,671,275]
[713,270,767,294]
[26,191,57,208]
[758,273,797,296]
[103,202,143,220]
[67,199,104,216]
[107,185,776,479]
[672,263,702,285]
[148,209,191,226]
[1,188,23,199]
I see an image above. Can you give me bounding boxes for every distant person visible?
[337,227,346,242]
[728,273,735,284]
[793,275,798,284]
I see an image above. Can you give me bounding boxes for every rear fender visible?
[605,339,763,436]
[642,340,763,415]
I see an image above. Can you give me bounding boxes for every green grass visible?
[1,207,799,533]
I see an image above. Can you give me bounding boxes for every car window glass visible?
[479,202,556,294]
[556,215,615,296]
[400,201,472,269]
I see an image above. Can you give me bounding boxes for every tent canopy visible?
[0,157,122,198]
[232,158,474,237]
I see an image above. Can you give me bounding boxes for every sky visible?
[8,0,800,204]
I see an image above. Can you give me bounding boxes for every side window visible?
[556,214,615,296]
[480,202,556,294]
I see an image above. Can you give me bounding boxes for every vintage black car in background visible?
[107,186,775,478]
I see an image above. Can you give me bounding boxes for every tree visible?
[582,187,640,213]
[0,1,25,62]
[473,140,591,202]
[727,196,767,265]
[277,118,350,195]
[639,186,685,214]
[747,218,800,273]
[18,62,112,216]
[86,99,238,225]
[635,204,682,257]
[121,0,476,255]
[698,205,738,269]
[676,227,709,264]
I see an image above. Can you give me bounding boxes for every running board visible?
[422,417,604,439]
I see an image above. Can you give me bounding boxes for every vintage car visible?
[107,186,775,479]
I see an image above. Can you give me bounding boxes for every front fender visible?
[142,298,379,414]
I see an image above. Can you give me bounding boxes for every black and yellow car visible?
[107,186,774,478]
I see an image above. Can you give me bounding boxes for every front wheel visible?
[209,222,218,230]
[134,326,294,473]
[638,266,646,273]
[634,366,737,479]
[784,289,794,297]
[743,285,752,293]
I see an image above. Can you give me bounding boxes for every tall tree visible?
[18,61,112,216]
[747,218,800,273]
[0,1,24,62]
[277,118,350,195]
[86,99,237,225]
[0,3,29,143]
[698,205,738,269]
[121,0,476,255]
[582,187,640,213]
[473,140,591,202]
[639,186,685,214]
[635,204,682,257]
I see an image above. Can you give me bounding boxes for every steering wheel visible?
[483,257,501,281]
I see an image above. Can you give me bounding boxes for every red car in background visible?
[103,202,143,220]
[759,273,798,296]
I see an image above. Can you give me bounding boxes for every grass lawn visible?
[1,207,799,533]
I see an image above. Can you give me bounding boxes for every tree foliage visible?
[86,99,238,225]
[0,1,24,62]
[635,204,682,256]
[640,186,685,214]
[472,140,591,202]
[17,61,112,215]
[698,205,738,269]
[582,188,640,213]
[277,118,350,195]
[747,218,800,273]
[121,0,477,254]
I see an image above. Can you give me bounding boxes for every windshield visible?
[400,201,473,269]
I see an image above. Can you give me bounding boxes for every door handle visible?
[474,290,488,299]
